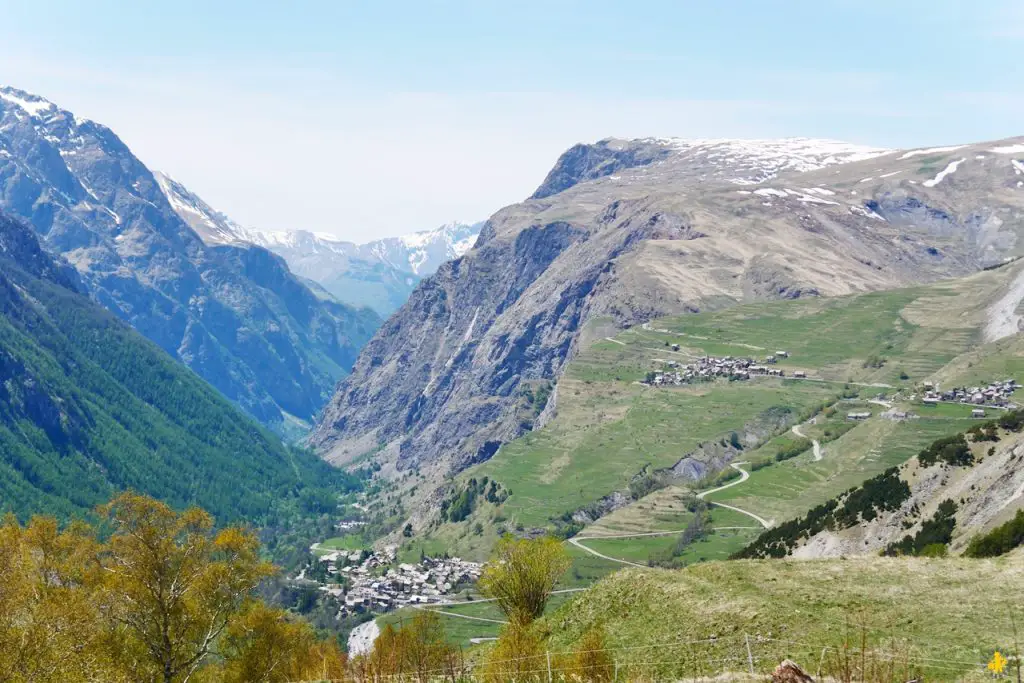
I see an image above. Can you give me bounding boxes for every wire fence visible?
[289,630,1017,682]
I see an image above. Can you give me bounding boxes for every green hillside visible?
[542,553,1024,681]
[0,212,355,522]
[403,263,1024,566]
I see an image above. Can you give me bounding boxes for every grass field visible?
[544,552,1024,681]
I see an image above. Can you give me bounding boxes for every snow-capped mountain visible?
[155,172,481,314]
[531,136,892,199]
[363,222,480,276]
[0,86,380,431]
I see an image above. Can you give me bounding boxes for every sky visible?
[1,1,1022,242]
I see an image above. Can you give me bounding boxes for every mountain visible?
[311,133,1024,508]
[0,209,355,521]
[0,87,381,431]
[529,136,891,199]
[154,171,481,315]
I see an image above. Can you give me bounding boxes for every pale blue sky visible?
[2,1,1021,240]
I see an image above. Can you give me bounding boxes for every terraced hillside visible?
[391,261,1024,568]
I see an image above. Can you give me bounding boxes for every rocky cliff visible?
[312,135,1024,488]
[0,87,380,430]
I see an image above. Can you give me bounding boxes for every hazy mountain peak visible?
[155,173,482,313]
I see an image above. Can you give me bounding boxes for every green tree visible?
[478,536,570,626]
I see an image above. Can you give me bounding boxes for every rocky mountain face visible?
[155,172,480,315]
[0,87,380,431]
[312,135,1024,492]
[0,209,349,521]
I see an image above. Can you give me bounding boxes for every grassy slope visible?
[412,265,1022,565]
[0,233,352,523]
[543,553,1024,681]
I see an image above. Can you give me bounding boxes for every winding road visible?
[695,463,774,528]
[568,463,772,567]
[791,424,822,462]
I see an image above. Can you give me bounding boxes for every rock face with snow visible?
[0,86,380,431]
[530,136,892,199]
[312,132,1024,495]
[155,172,480,315]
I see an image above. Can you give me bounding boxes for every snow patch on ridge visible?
[0,88,56,118]
[923,158,965,187]
[899,145,966,160]
[991,144,1024,155]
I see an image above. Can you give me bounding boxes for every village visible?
[919,379,1021,410]
[644,350,803,386]
[302,543,484,618]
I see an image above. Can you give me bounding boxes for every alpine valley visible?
[5,81,1024,680]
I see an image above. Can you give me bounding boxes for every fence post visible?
[547,649,553,683]
[745,634,755,675]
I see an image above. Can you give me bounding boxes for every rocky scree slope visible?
[0,209,349,521]
[155,171,480,315]
[0,87,380,429]
[314,136,1024,511]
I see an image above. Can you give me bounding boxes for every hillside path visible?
[567,536,648,568]
[791,423,823,461]
[568,464,771,568]
[696,463,773,528]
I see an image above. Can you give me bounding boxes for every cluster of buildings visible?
[645,351,800,386]
[920,379,1020,409]
[310,546,483,617]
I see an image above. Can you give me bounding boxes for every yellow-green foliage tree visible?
[483,622,546,683]
[354,611,464,682]
[99,493,275,682]
[478,536,571,682]
[0,515,122,683]
[0,492,346,683]
[478,536,571,626]
[219,603,347,683]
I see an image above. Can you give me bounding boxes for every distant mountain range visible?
[154,172,481,315]
[0,86,380,432]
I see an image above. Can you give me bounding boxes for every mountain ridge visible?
[0,85,380,431]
